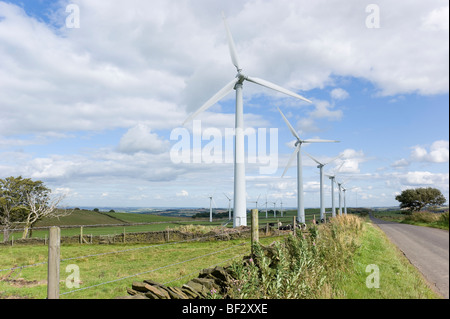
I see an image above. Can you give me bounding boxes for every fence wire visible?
[59,242,247,296]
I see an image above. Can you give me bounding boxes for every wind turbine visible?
[272,200,277,218]
[342,186,348,215]
[208,194,217,222]
[280,199,284,217]
[264,194,269,218]
[278,107,339,224]
[183,15,312,228]
[224,193,232,221]
[250,194,261,210]
[325,162,344,218]
[336,180,343,216]
[304,152,341,223]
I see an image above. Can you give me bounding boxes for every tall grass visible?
[403,211,449,230]
[225,215,364,299]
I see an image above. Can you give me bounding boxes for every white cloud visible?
[176,190,189,197]
[330,88,349,100]
[118,124,169,154]
[421,6,449,31]
[391,158,409,168]
[335,149,367,173]
[411,140,449,163]
[399,171,449,187]
[0,0,448,138]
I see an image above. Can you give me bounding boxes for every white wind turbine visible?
[264,194,269,218]
[208,194,217,222]
[342,186,348,215]
[183,15,312,228]
[325,162,344,218]
[304,152,342,223]
[250,194,261,210]
[278,107,339,224]
[336,180,344,216]
[223,193,233,221]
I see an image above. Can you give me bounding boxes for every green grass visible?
[1,208,322,241]
[333,220,441,299]
[0,234,284,299]
[373,210,449,230]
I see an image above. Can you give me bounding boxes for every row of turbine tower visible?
[184,14,352,228]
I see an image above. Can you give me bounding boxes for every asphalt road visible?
[370,215,449,299]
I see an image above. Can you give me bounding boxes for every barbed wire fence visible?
[0,210,292,299]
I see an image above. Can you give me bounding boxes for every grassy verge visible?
[373,210,449,231]
[223,215,441,299]
[334,220,441,298]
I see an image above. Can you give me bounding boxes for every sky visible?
[0,0,448,210]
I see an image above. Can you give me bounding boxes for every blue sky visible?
[0,0,448,209]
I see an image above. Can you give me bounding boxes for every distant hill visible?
[35,209,126,227]
[34,208,192,228]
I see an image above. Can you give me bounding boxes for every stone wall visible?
[120,265,235,299]
[1,226,275,246]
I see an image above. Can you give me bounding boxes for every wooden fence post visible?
[47,226,60,299]
[251,209,259,255]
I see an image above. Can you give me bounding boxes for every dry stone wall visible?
[120,265,235,299]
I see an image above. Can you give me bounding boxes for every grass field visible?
[1,208,322,241]
[0,211,442,299]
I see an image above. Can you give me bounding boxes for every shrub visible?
[225,215,364,299]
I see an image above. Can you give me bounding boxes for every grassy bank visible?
[334,220,440,298]
[373,210,449,230]
[223,215,441,299]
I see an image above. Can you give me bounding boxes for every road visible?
[370,215,449,298]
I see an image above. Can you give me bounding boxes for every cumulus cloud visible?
[118,124,169,154]
[411,140,449,163]
[421,6,449,31]
[391,158,409,168]
[176,190,189,197]
[335,149,367,174]
[330,88,349,100]
[0,0,448,138]
[399,171,449,187]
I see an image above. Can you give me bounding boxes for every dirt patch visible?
[2,278,46,288]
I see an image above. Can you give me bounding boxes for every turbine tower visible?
[342,186,347,215]
[208,194,215,222]
[224,193,232,221]
[336,180,343,216]
[183,15,312,228]
[278,107,339,224]
[325,162,344,218]
[304,152,341,223]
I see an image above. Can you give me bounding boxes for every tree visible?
[0,176,71,240]
[0,176,45,242]
[395,187,446,213]
[22,189,70,239]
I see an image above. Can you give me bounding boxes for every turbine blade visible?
[246,76,312,103]
[335,161,345,173]
[303,139,340,143]
[183,77,238,125]
[277,107,301,141]
[222,14,241,71]
[324,154,343,166]
[303,151,323,165]
[282,144,300,178]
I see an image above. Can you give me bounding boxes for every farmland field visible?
[1,210,440,299]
